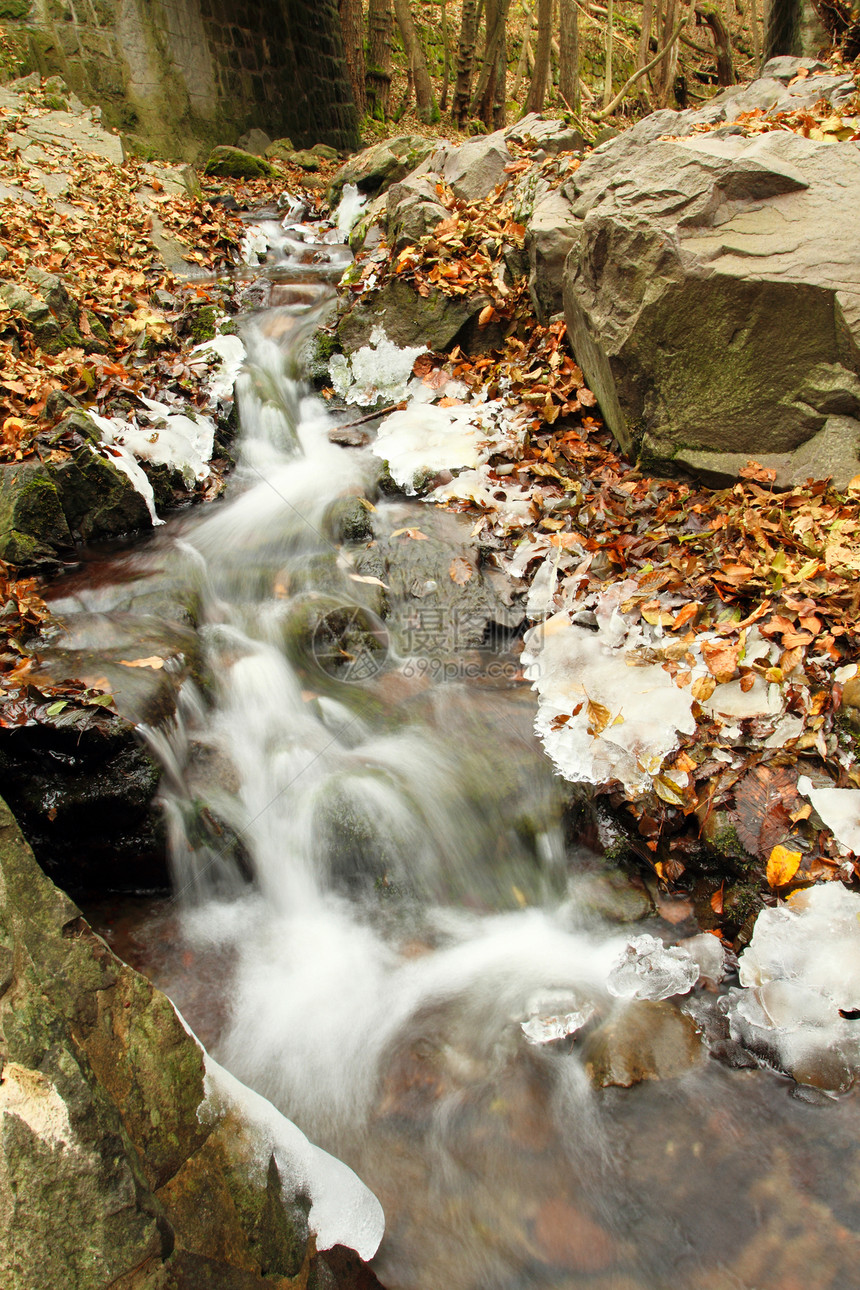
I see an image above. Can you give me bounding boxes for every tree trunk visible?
[393,0,439,122]
[694,3,735,83]
[366,0,394,120]
[559,0,581,113]
[453,0,480,123]
[440,0,451,111]
[657,0,679,103]
[512,3,535,100]
[494,20,508,126]
[603,0,614,106]
[524,0,553,113]
[636,0,654,104]
[339,0,367,114]
[470,0,512,124]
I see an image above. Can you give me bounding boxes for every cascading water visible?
[55,202,860,1290]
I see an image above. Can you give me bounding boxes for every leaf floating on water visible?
[449,557,473,585]
[348,573,389,588]
[390,527,429,540]
[119,656,165,670]
[767,844,802,888]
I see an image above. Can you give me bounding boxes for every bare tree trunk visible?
[453,0,480,123]
[470,0,512,124]
[603,0,615,105]
[636,0,654,103]
[393,0,440,122]
[524,0,553,113]
[494,17,508,126]
[749,0,761,62]
[657,0,679,103]
[366,0,394,120]
[512,3,535,99]
[440,0,451,110]
[339,0,367,114]
[695,2,736,82]
[559,0,581,112]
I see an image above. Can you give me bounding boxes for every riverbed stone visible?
[563,124,860,485]
[439,132,513,203]
[0,796,381,1289]
[204,146,276,179]
[385,173,448,251]
[582,1000,704,1087]
[527,188,578,324]
[236,127,272,156]
[53,440,153,540]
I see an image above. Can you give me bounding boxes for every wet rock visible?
[327,135,438,204]
[0,278,81,354]
[0,797,383,1289]
[204,146,276,179]
[0,461,73,568]
[312,143,340,161]
[237,127,272,156]
[562,74,860,486]
[570,869,653,924]
[338,275,493,354]
[52,438,152,541]
[582,999,704,1087]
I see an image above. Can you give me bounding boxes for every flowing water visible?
[53,205,860,1290]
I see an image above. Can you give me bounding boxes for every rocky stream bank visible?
[2,53,860,1290]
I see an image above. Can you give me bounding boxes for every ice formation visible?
[85,423,162,525]
[519,990,597,1045]
[335,182,366,238]
[726,883,860,1090]
[797,775,860,855]
[190,333,247,408]
[329,326,426,406]
[240,223,271,266]
[607,934,700,1001]
[521,611,697,795]
[201,1054,385,1261]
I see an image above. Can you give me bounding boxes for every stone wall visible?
[12,0,358,160]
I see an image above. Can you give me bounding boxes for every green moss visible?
[189,304,218,342]
[0,0,29,19]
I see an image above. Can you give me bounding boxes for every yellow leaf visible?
[586,698,612,736]
[119,656,164,670]
[654,773,688,807]
[691,675,716,702]
[766,844,802,889]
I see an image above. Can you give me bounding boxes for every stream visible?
[47,201,860,1290]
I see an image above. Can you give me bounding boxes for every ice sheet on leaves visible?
[726,884,860,1090]
[330,326,426,406]
[522,611,696,795]
[375,397,521,495]
[797,775,860,854]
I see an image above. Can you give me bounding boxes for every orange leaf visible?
[449,556,473,585]
[766,844,802,889]
[478,304,495,326]
[119,656,165,670]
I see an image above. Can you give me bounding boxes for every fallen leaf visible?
[119,656,165,669]
[449,556,473,584]
[766,843,802,888]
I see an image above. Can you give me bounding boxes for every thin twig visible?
[590,16,685,119]
[332,402,405,433]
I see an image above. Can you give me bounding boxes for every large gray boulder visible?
[563,101,860,485]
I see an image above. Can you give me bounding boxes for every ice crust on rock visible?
[521,610,697,794]
[335,182,366,238]
[240,223,271,266]
[797,775,860,854]
[330,325,426,406]
[607,934,700,1001]
[727,884,860,1089]
[373,398,518,492]
[191,332,247,408]
[200,1054,385,1261]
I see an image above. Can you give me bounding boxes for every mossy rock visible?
[204,146,276,179]
[266,137,295,161]
[52,421,152,539]
[0,461,73,567]
[311,142,339,161]
[291,149,321,172]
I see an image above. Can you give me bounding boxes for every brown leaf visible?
[739,460,777,484]
[478,304,496,326]
[701,638,742,682]
[586,697,612,736]
[449,556,473,585]
[119,656,165,670]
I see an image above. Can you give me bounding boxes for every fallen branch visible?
[331,402,405,433]
[590,16,685,119]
